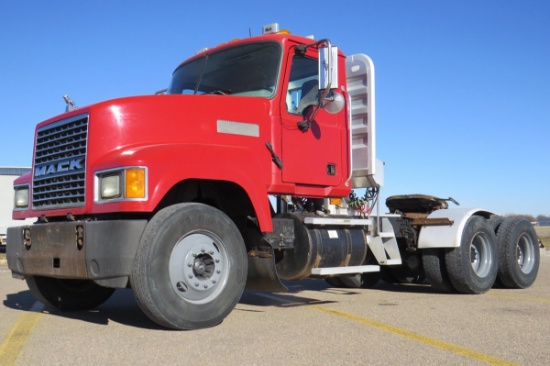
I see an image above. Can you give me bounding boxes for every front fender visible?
[92,142,274,232]
[417,208,494,249]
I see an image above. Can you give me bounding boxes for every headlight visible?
[14,187,29,208]
[100,174,121,199]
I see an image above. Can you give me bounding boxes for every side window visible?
[286,55,318,115]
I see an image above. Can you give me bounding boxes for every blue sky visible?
[1,1,548,216]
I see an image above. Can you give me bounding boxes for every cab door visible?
[280,48,346,187]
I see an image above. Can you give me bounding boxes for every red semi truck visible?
[7,23,540,330]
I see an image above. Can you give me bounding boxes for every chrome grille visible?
[32,114,88,210]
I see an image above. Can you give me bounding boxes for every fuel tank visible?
[275,214,368,280]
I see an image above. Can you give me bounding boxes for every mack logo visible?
[35,158,85,177]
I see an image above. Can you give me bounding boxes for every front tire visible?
[26,276,115,310]
[496,218,540,288]
[445,216,498,294]
[131,203,247,330]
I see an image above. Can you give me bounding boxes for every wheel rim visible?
[469,232,493,277]
[169,231,229,304]
[516,233,536,274]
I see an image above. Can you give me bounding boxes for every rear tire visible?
[325,272,379,288]
[383,266,424,284]
[26,276,115,310]
[339,273,379,288]
[496,218,540,288]
[325,277,345,287]
[324,250,379,289]
[131,203,247,330]
[422,249,456,293]
[445,216,498,294]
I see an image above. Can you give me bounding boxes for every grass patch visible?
[535,226,550,238]
[535,227,550,248]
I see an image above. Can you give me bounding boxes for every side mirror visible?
[319,45,339,90]
[296,40,342,132]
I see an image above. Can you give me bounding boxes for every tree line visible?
[495,214,550,225]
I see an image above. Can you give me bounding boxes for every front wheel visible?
[131,203,247,330]
[26,276,115,310]
[445,216,498,294]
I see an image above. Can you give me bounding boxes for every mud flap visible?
[246,255,288,292]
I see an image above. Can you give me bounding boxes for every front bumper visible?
[7,220,147,288]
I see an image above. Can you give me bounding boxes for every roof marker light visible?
[263,23,279,34]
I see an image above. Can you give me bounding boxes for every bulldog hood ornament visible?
[63,94,78,112]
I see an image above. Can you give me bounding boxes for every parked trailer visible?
[7,24,540,329]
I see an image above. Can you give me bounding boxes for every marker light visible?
[263,23,279,34]
[125,168,146,199]
[262,23,290,35]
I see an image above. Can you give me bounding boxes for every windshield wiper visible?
[207,89,232,95]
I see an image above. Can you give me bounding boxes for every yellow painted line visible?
[254,292,517,365]
[0,302,43,366]
[311,305,518,366]
[487,293,550,303]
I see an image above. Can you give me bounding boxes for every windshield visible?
[168,42,281,98]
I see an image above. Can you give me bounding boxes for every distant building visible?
[0,167,35,247]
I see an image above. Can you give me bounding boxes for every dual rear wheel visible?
[423,216,539,293]
[326,215,540,293]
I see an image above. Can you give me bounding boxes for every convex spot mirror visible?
[324,90,345,114]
